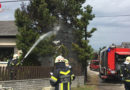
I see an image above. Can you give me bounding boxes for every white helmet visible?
[13,54,19,60]
[124,56,130,64]
[18,50,23,57]
[55,55,64,63]
[64,59,69,66]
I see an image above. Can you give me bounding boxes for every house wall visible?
[0,38,18,54]
[0,61,8,67]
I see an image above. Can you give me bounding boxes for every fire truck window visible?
[101,52,104,66]
[116,54,127,62]
[104,51,108,66]
[115,54,127,71]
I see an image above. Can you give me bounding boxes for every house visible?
[121,42,130,48]
[0,21,18,61]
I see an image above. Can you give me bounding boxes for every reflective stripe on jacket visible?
[125,80,130,82]
[50,62,75,90]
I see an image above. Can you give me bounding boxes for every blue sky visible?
[0,0,130,51]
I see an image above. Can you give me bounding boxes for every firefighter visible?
[121,56,130,90]
[64,59,71,68]
[8,54,20,80]
[50,55,75,90]
[64,59,75,83]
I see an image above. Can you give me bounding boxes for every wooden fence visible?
[0,66,82,81]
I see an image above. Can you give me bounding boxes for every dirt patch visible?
[86,68,99,90]
[87,68,99,85]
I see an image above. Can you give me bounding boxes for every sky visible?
[84,0,130,51]
[0,0,130,51]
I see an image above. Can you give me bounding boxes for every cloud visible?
[90,16,130,28]
[84,0,130,15]
[83,0,130,50]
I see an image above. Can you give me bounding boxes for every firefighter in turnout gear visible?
[64,59,75,81]
[64,59,71,69]
[8,54,20,80]
[50,55,75,90]
[121,56,130,90]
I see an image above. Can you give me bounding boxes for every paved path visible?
[87,67,124,90]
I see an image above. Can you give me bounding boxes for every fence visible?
[0,66,82,81]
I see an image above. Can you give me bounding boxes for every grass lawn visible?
[72,85,98,90]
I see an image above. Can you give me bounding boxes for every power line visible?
[1,1,130,18]
[96,14,130,17]
[0,0,29,3]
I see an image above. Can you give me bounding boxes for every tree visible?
[72,5,96,83]
[55,44,69,57]
[45,3,96,83]
[72,40,94,83]
[48,2,96,83]
[15,0,56,65]
[15,0,96,82]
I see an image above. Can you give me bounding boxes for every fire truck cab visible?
[90,60,99,71]
[99,45,130,80]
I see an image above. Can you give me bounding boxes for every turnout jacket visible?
[8,59,20,67]
[121,63,130,82]
[50,62,75,90]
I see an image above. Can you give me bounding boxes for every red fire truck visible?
[90,60,99,71]
[99,45,130,80]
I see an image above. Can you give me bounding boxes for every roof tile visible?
[0,21,18,36]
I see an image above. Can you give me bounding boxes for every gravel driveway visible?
[87,67,125,90]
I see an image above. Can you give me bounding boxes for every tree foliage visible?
[72,5,96,65]
[72,5,96,83]
[72,40,94,65]
[15,0,96,69]
[55,44,69,58]
[15,0,56,65]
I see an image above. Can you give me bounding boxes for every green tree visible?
[55,44,69,57]
[45,2,96,82]
[15,0,56,65]
[49,2,97,83]
[72,40,94,83]
[15,1,96,83]
[72,5,96,83]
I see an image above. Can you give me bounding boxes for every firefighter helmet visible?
[64,59,69,66]
[55,55,64,63]
[13,54,19,60]
[18,50,23,57]
[125,56,130,63]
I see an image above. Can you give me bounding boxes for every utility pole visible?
[84,26,88,84]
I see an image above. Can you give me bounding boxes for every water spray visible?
[21,25,60,63]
